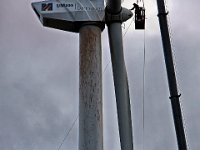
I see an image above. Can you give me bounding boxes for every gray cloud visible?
[0,0,200,150]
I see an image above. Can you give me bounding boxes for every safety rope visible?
[140,1,146,150]
[142,29,146,150]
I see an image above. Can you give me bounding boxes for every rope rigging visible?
[142,29,146,150]
[130,1,146,150]
[138,1,146,150]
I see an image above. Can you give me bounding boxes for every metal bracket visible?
[169,94,181,99]
[157,11,169,17]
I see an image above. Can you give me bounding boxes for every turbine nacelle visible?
[32,0,105,32]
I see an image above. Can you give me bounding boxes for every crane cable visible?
[139,0,146,150]
[142,29,146,150]
[131,1,146,149]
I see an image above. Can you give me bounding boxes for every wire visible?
[57,115,79,150]
[142,29,146,150]
[141,1,146,150]
[123,18,135,37]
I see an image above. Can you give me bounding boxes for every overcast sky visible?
[0,0,200,150]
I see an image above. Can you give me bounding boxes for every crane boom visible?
[156,0,188,149]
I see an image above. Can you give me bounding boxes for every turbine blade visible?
[107,22,133,150]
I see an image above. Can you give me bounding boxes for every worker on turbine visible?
[130,3,139,11]
[130,3,145,29]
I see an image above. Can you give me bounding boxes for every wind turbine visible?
[32,0,189,149]
[32,0,134,149]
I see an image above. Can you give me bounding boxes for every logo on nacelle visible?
[42,3,53,11]
[56,3,74,8]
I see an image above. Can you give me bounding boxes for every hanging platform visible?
[135,7,145,30]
